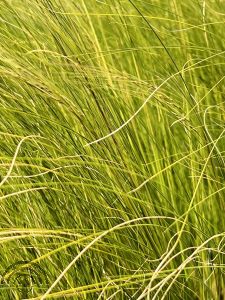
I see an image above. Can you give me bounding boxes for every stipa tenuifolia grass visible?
[0,0,225,299]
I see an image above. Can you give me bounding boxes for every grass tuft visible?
[0,0,225,299]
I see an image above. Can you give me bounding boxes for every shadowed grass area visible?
[0,0,225,299]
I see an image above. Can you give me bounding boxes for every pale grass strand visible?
[0,135,39,187]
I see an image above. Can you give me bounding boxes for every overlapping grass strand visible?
[0,0,225,299]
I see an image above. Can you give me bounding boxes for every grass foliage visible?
[0,0,225,299]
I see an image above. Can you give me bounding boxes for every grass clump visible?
[0,0,225,299]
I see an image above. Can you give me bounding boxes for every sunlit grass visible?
[0,0,225,299]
